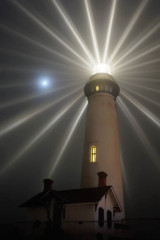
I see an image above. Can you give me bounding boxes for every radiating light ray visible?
[48,99,87,177]
[0,86,82,136]
[121,90,160,128]
[0,49,73,72]
[120,153,129,194]
[84,0,100,63]
[119,80,160,94]
[0,82,34,88]
[0,24,89,71]
[52,0,95,65]
[0,81,83,109]
[117,75,160,84]
[115,69,160,77]
[109,0,149,64]
[0,65,88,77]
[114,43,160,71]
[0,87,53,109]
[0,93,83,176]
[120,84,160,107]
[12,1,92,68]
[0,48,89,73]
[115,58,160,72]
[118,97,160,169]
[103,0,117,63]
[112,21,160,68]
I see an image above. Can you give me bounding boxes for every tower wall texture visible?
[81,74,124,215]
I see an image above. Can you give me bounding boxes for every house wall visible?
[62,203,95,235]
[24,207,49,237]
[25,200,56,238]
[64,203,95,221]
[62,194,118,223]
[25,193,125,237]
[27,199,55,222]
[62,193,119,234]
[26,191,122,225]
[28,207,48,222]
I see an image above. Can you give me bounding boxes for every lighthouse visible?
[81,69,125,217]
[20,67,126,236]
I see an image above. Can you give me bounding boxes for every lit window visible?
[96,85,99,91]
[90,146,96,162]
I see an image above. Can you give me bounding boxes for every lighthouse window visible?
[96,85,99,91]
[90,146,96,162]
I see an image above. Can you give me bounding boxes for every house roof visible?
[20,186,111,207]
[57,186,111,204]
[19,190,66,207]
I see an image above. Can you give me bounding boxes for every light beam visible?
[0,93,83,176]
[121,90,160,128]
[12,1,92,68]
[112,21,160,68]
[84,0,100,63]
[0,24,90,71]
[119,79,160,94]
[118,97,160,170]
[109,0,149,64]
[114,43,160,71]
[116,58,160,73]
[0,86,82,136]
[120,84,160,107]
[103,0,117,63]
[52,0,95,65]
[48,99,87,176]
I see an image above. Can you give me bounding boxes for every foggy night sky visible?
[0,0,160,223]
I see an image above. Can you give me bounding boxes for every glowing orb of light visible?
[92,64,111,75]
[39,77,50,88]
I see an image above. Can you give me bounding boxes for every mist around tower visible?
[0,0,160,239]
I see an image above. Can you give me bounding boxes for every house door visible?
[53,203,63,228]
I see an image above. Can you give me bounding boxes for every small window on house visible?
[96,85,99,91]
[98,207,104,227]
[90,146,96,162]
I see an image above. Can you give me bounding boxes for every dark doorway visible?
[107,210,112,229]
[53,203,63,229]
[98,207,104,227]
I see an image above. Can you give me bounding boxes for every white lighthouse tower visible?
[21,69,126,237]
[81,70,125,217]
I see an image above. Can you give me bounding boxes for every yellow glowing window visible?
[96,85,99,91]
[90,146,96,162]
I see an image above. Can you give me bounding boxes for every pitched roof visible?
[20,186,110,207]
[57,186,110,204]
[19,190,66,207]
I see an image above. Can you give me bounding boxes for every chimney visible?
[97,172,108,187]
[43,179,53,193]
